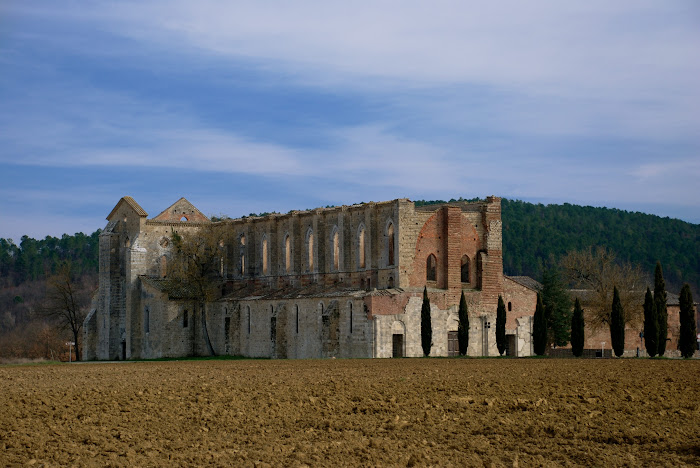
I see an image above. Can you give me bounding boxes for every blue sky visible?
[1,1,699,242]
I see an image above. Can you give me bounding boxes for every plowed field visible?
[1,358,698,467]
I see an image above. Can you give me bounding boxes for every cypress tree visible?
[610,286,625,357]
[540,268,573,347]
[496,295,507,356]
[533,293,547,356]
[643,287,658,357]
[571,297,584,357]
[421,287,432,356]
[678,284,697,359]
[457,290,469,356]
[654,262,668,356]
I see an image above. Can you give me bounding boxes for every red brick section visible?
[364,294,411,318]
[409,210,480,295]
[445,206,462,296]
[409,212,444,288]
[503,278,537,330]
[478,198,503,310]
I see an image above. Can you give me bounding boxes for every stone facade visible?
[84,196,539,360]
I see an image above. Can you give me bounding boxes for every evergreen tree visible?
[496,295,506,356]
[540,268,573,347]
[533,293,547,356]
[643,287,658,357]
[678,284,697,359]
[571,298,584,357]
[654,262,668,356]
[457,290,469,355]
[421,287,432,356]
[610,286,625,357]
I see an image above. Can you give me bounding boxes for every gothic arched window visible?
[426,254,437,281]
[461,255,470,283]
[387,222,395,266]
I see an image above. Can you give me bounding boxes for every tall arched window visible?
[218,238,225,277]
[285,234,291,273]
[387,222,395,266]
[306,229,314,271]
[240,235,246,276]
[461,255,470,283]
[332,227,339,271]
[426,254,437,281]
[358,225,366,269]
[262,236,269,275]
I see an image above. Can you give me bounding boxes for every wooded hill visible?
[420,198,699,297]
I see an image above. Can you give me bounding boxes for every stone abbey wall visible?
[84,196,538,361]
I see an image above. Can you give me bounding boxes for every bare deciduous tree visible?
[561,247,645,329]
[42,262,95,360]
[167,224,232,356]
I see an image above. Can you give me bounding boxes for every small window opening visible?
[144,307,150,333]
[180,215,188,222]
[508,302,512,312]
[295,305,299,334]
[183,309,189,328]
[247,306,251,334]
[349,302,353,334]
[426,254,437,281]
[461,255,470,283]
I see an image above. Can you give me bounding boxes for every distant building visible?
[83,196,537,360]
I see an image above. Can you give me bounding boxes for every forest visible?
[0,199,698,360]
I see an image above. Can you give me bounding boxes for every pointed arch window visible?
[358,225,366,269]
[331,227,340,271]
[426,254,437,281]
[461,255,470,283]
[262,236,269,275]
[240,234,246,276]
[306,228,314,271]
[387,222,395,266]
[285,234,291,273]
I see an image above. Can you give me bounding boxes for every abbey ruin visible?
[83,196,541,360]
[82,196,691,360]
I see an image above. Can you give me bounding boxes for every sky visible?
[1,1,699,242]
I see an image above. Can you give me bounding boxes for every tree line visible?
[0,231,100,287]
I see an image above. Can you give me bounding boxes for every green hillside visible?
[418,198,699,296]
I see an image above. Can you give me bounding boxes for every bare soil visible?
[1,358,698,467]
